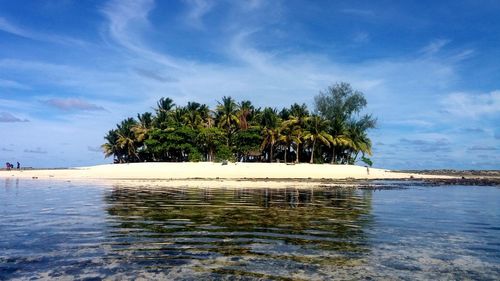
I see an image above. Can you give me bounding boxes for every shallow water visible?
[1,179,499,280]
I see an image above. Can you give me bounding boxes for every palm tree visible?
[329,133,352,164]
[102,129,121,162]
[215,96,240,146]
[260,107,280,162]
[315,83,376,164]
[133,112,153,142]
[184,102,203,128]
[282,103,310,163]
[346,119,373,164]
[304,115,333,164]
[278,123,301,163]
[198,104,213,128]
[154,97,175,128]
[171,107,187,126]
[132,112,154,161]
[237,100,254,130]
[289,103,309,119]
[116,117,140,162]
[155,97,175,114]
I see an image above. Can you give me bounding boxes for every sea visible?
[1,178,499,280]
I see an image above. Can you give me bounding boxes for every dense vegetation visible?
[102,83,376,165]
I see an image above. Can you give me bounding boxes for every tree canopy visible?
[102,83,376,165]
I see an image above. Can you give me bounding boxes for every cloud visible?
[400,138,428,145]
[467,145,498,151]
[244,0,264,10]
[0,17,87,46]
[450,49,475,62]
[87,146,102,153]
[42,98,106,111]
[183,0,214,28]
[134,68,178,83]
[399,138,451,152]
[470,161,500,167]
[441,91,500,118]
[495,131,500,140]
[1,147,14,152]
[101,0,183,69]
[0,112,29,122]
[0,78,31,90]
[1,0,495,170]
[461,127,486,133]
[24,147,47,154]
[387,119,433,128]
[340,9,375,17]
[420,39,450,56]
[353,32,370,43]
[400,137,450,145]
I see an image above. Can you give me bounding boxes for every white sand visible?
[0,162,450,188]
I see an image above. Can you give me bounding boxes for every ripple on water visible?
[0,180,499,280]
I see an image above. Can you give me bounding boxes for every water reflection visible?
[103,186,374,278]
[3,178,19,189]
[1,181,499,280]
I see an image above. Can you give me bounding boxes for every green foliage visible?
[197,127,226,162]
[215,145,235,162]
[314,83,376,164]
[188,149,203,162]
[361,156,373,167]
[102,83,377,165]
[234,127,262,159]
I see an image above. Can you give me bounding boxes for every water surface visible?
[1,179,499,280]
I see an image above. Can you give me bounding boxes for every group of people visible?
[5,162,20,170]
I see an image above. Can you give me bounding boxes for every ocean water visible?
[0,179,499,280]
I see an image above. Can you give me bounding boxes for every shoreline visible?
[0,162,462,187]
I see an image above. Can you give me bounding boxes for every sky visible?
[0,0,499,169]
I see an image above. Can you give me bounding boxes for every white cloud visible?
[101,0,184,70]
[420,39,450,56]
[42,98,106,112]
[442,91,500,118]
[1,0,494,169]
[353,31,370,43]
[340,9,375,17]
[0,112,29,122]
[24,147,47,154]
[0,17,87,46]
[386,119,434,128]
[0,78,31,90]
[183,0,214,28]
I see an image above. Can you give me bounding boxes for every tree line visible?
[102,82,376,165]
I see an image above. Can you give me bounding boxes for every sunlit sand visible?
[0,162,451,187]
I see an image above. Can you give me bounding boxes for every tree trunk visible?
[296,143,300,163]
[269,143,273,163]
[209,147,214,162]
[331,146,335,164]
[309,139,316,164]
[353,151,360,163]
[284,143,289,163]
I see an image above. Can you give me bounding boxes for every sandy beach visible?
[0,162,453,188]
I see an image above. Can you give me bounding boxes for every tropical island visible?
[101,82,376,166]
[0,83,460,183]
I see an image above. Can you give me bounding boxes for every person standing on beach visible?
[17,162,20,169]
[6,162,11,171]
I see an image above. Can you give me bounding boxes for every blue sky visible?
[0,0,499,169]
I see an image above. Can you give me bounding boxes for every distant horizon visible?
[1,0,499,169]
[1,162,499,172]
